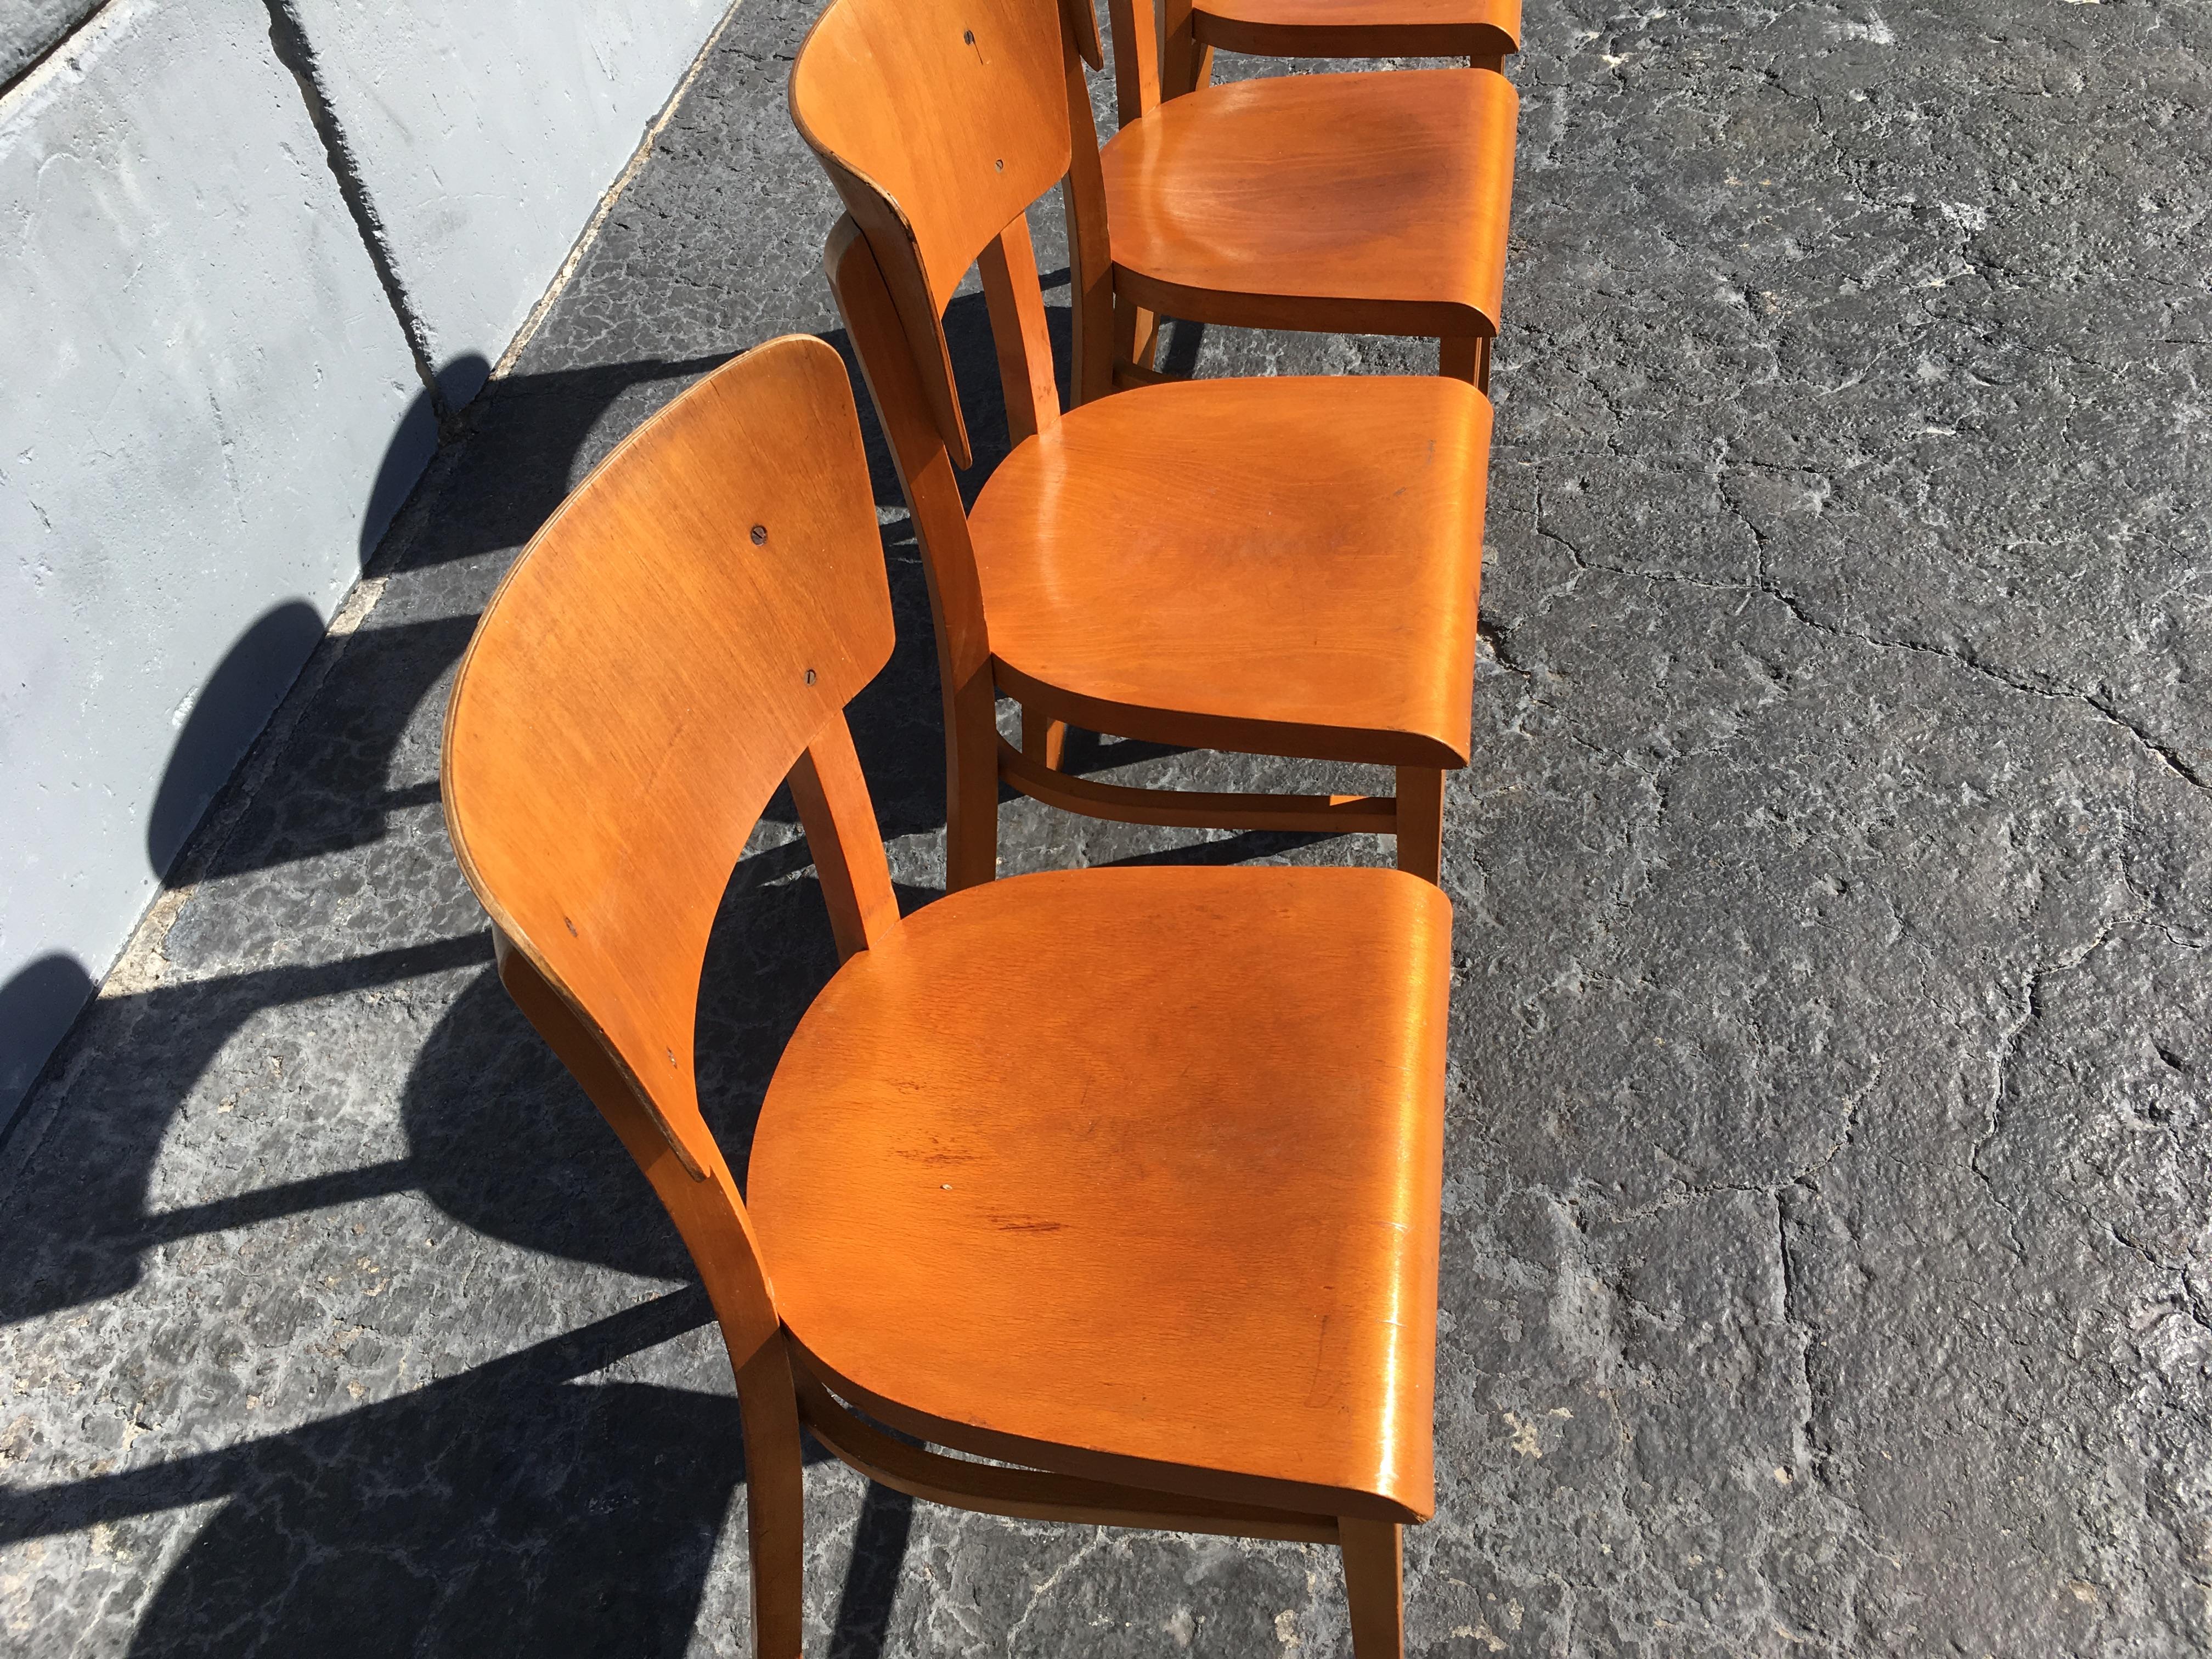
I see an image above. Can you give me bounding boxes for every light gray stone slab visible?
[285,0,728,408]
[0,0,432,1121]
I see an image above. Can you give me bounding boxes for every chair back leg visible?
[735,1338,810,1658]
[1395,766,1446,885]
[1340,1516,1406,1659]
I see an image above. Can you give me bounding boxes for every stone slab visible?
[288,0,727,408]
[0,0,432,1122]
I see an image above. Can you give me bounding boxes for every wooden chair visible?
[791,0,1491,890]
[441,335,1453,1659]
[1076,0,1520,394]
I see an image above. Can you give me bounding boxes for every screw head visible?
[994,159,1004,172]
[963,28,974,42]
[750,523,767,545]
[804,668,817,685]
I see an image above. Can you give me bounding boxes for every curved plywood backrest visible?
[441,336,894,1183]
[790,0,1074,468]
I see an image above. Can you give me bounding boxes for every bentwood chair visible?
[441,335,1452,1658]
[792,0,1491,889]
[1075,0,1520,393]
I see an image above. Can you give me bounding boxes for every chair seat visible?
[747,864,1451,1520]
[1102,67,1518,340]
[966,373,1486,767]
[1193,0,1522,58]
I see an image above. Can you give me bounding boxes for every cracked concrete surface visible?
[3,0,2209,1653]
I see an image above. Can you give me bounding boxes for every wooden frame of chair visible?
[1145,0,1525,105]
[1078,0,1519,397]
[795,0,1488,891]
[442,335,1444,1658]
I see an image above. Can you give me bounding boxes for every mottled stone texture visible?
[3,0,2208,1654]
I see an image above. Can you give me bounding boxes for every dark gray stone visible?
[3,0,2208,1654]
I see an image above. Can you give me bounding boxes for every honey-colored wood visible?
[970,373,1487,770]
[444,335,1453,1657]
[1019,708,1069,770]
[1394,765,1445,883]
[794,1365,1340,1542]
[999,736,1396,834]
[1059,0,1106,66]
[1100,66,1519,346]
[830,217,1485,872]
[1059,0,1118,407]
[1160,0,1214,103]
[1341,1517,1408,1659]
[443,335,897,1190]
[789,0,1072,466]
[804,0,1492,882]
[1082,0,1521,388]
[749,863,1451,1522]
[978,218,1062,445]
[1190,0,1521,65]
[821,219,1002,889]
[1105,0,1161,124]
[785,715,901,961]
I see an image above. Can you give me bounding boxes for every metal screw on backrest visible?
[963,29,974,42]
[995,159,1005,172]
[805,668,817,685]
[751,523,768,545]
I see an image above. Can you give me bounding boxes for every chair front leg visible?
[734,1338,809,1659]
[1339,1517,1405,1659]
[1395,766,1445,885]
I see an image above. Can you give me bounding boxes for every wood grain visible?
[749,863,1452,1522]
[1193,0,1521,62]
[968,373,1490,769]
[1101,66,1520,343]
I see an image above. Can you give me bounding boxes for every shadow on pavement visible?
[4,250,1199,1658]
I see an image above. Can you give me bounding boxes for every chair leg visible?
[1340,1517,1404,1659]
[1440,336,1481,386]
[735,1342,808,1659]
[1023,703,1067,770]
[946,669,1001,890]
[1395,766,1444,885]
[1115,294,1160,375]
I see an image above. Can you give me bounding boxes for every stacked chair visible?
[1083,0,1519,391]
[794,0,1511,889]
[441,1,1522,1654]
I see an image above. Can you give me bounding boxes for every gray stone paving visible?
[4,0,2210,1653]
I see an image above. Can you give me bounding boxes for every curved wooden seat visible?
[968,373,1487,768]
[1190,0,1521,61]
[1103,66,1519,344]
[749,862,1449,1522]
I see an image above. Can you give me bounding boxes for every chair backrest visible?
[442,336,895,1234]
[790,0,1097,467]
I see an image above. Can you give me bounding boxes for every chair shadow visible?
[8,259,1245,1659]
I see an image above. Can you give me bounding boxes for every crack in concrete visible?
[1967,916,2132,1257]
[1534,482,2212,805]
[258,0,449,425]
